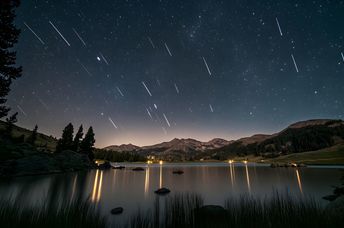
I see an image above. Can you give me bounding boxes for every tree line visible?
[94,149,146,162]
[56,123,95,160]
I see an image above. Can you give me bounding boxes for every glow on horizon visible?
[14,112,301,148]
[98,128,273,148]
[15,117,287,148]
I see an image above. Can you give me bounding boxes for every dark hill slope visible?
[211,119,344,159]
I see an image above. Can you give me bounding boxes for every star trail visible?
[8,0,344,147]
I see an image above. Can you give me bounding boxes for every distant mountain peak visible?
[100,118,344,161]
[103,143,140,152]
[103,137,231,153]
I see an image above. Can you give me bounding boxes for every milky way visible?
[8,0,344,147]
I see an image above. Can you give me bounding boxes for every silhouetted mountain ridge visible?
[102,119,344,161]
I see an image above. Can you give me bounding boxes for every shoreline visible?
[2,160,343,179]
[109,160,344,168]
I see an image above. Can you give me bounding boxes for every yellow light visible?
[243,160,248,164]
[97,171,103,202]
[296,169,303,194]
[228,160,233,164]
[144,166,150,196]
[245,164,251,192]
[91,170,99,202]
[147,160,152,164]
[159,160,163,165]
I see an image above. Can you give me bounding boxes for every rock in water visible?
[98,161,112,170]
[112,166,125,169]
[325,196,344,215]
[110,207,124,215]
[172,170,184,174]
[154,187,171,195]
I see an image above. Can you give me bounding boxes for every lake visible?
[0,162,343,225]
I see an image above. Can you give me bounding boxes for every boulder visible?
[110,207,124,215]
[154,187,171,195]
[172,170,184,175]
[97,161,112,170]
[195,205,227,227]
[325,196,344,215]
[197,205,226,216]
[132,167,144,171]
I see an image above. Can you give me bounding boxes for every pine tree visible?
[27,125,38,145]
[73,125,83,152]
[5,111,17,136]
[80,126,95,160]
[0,0,22,118]
[56,123,74,152]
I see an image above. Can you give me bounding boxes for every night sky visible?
[8,0,344,147]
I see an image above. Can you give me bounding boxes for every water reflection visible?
[0,163,341,224]
[295,169,303,194]
[91,170,103,202]
[245,164,251,193]
[159,163,163,188]
[91,170,99,201]
[145,165,150,197]
[229,163,235,188]
[71,174,78,200]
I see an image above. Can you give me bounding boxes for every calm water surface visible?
[0,162,343,224]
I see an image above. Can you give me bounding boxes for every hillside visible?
[102,138,232,161]
[104,143,140,152]
[210,119,344,160]
[100,119,344,163]
[0,120,57,152]
[264,143,344,165]
[0,121,94,176]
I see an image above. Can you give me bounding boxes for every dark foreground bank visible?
[1,192,343,228]
[0,199,107,228]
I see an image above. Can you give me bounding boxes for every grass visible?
[0,192,343,228]
[123,193,203,228]
[263,143,344,165]
[221,192,336,228]
[118,192,343,228]
[0,198,107,228]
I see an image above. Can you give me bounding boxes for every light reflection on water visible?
[0,163,342,223]
[229,163,234,187]
[296,169,303,194]
[144,165,150,197]
[245,164,251,193]
[159,163,163,189]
